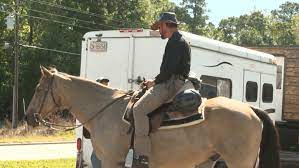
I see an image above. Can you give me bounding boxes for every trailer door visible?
[260,73,276,113]
[272,57,285,121]
[130,37,167,90]
[85,37,131,90]
[79,36,131,167]
[243,70,261,107]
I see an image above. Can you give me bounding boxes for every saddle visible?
[123,80,204,133]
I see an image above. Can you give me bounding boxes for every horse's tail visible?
[251,106,280,168]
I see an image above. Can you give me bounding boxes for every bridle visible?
[33,74,63,128]
[34,75,59,122]
[33,74,133,131]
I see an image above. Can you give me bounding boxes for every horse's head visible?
[26,66,60,127]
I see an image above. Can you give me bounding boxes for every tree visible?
[0,0,14,120]
[218,11,273,45]
[270,2,299,45]
[218,16,238,43]
[215,2,299,46]
[202,22,221,39]
[181,0,208,35]
[271,2,299,22]
[293,15,299,44]
[0,0,185,122]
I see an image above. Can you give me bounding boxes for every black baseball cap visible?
[151,12,180,30]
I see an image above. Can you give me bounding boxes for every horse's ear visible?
[40,65,52,77]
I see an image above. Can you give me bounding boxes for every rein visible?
[35,75,60,117]
[34,75,133,131]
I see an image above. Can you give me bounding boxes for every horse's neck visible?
[55,74,125,130]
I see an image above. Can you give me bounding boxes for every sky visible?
[170,0,298,25]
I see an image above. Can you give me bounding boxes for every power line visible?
[2,1,117,29]
[27,0,100,17]
[27,8,117,29]
[4,1,136,29]
[20,44,80,56]
[26,0,123,23]
[21,14,97,30]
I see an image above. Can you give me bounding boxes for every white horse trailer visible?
[76,29,281,168]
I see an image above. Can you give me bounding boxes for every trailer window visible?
[217,79,231,98]
[262,83,273,103]
[276,65,282,89]
[246,81,258,102]
[200,76,232,98]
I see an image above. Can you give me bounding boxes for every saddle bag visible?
[170,89,202,113]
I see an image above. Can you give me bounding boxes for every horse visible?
[26,66,280,168]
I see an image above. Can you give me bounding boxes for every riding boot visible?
[132,155,149,168]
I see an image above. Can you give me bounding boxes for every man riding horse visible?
[132,12,191,168]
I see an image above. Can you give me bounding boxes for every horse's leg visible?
[212,122,261,168]
[225,156,258,168]
[219,140,260,168]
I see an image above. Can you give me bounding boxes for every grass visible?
[0,120,75,144]
[0,130,75,144]
[0,158,76,168]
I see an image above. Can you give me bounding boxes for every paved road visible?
[0,142,76,160]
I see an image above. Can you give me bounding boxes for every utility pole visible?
[12,0,19,129]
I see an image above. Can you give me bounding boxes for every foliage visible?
[0,0,180,121]
[0,121,75,143]
[217,11,270,45]
[216,2,299,46]
[271,1,299,22]
[293,15,299,44]
[180,0,208,34]
[0,0,14,120]
[0,158,75,168]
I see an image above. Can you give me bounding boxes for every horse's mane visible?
[48,67,127,95]
[48,66,58,73]
[48,67,80,80]
[49,67,68,77]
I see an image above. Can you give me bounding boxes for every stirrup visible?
[124,149,134,168]
[132,155,149,168]
[124,148,149,168]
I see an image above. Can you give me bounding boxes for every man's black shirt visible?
[155,31,191,84]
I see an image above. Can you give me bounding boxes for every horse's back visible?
[203,96,262,132]
[203,97,263,167]
[204,97,259,121]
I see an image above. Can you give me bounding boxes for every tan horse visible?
[26,67,280,168]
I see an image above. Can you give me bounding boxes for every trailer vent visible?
[119,28,143,33]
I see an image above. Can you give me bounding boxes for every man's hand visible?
[143,80,155,89]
